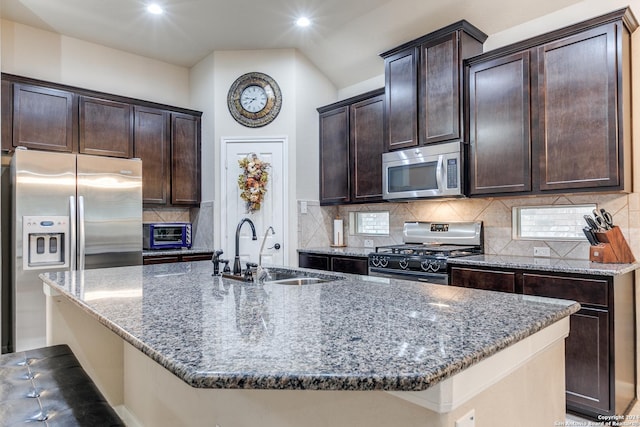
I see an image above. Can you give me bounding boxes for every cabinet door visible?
[420,32,460,144]
[384,47,418,150]
[522,273,612,413]
[468,52,532,195]
[350,94,384,202]
[319,106,350,204]
[564,308,611,412]
[331,256,368,275]
[298,253,330,271]
[171,113,201,205]
[449,267,516,293]
[537,24,619,191]
[79,96,133,157]
[134,106,170,204]
[12,83,75,152]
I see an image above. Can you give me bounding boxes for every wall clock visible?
[227,72,282,128]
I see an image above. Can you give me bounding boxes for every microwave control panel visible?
[446,158,458,189]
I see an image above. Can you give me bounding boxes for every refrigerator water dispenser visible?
[22,216,70,270]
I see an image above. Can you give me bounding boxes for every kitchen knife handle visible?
[583,227,598,246]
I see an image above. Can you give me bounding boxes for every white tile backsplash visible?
[298,193,637,261]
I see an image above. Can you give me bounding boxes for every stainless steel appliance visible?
[382,141,464,200]
[368,221,483,285]
[8,148,142,352]
[143,222,192,250]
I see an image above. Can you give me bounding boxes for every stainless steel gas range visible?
[368,221,483,285]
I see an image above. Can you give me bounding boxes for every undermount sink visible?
[264,269,343,285]
[222,268,344,285]
[265,277,331,285]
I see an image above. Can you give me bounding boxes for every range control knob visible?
[431,260,444,272]
[399,258,409,269]
[420,260,431,271]
[370,256,380,267]
[380,257,388,267]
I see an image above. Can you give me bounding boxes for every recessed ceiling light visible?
[147,3,164,15]
[296,17,311,27]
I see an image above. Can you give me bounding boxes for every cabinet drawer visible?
[299,253,330,271]
[449,267,516,293]
[331,256,368,275]
[523,274,608,307]
[143,255,179,265]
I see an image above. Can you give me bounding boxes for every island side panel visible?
[122,335,567,427]
[45,290,125,407]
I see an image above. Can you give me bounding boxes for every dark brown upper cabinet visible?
[79,95,133,158]
[6,83,76,152]
[133,106,170,205]
[381,21,487,151]
[467,51,532,195]
[318,88,385,206]
[170,112,201,206]
[1,74,203,206]
[350,92,385,203]
[467,8,636,197]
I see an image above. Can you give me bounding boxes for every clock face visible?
[227,72,282,128]
[240,85,268,113]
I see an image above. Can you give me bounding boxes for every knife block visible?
[590,226,636,264]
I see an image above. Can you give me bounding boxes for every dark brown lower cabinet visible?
[449,265,636,420]
[143,252,213,265]
[298,252,368,276]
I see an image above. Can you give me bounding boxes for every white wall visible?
[0,19,190,108]
[196,48,336,263]
[293,51,337,200]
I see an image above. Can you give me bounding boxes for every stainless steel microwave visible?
[143,223,192,250]
[382,141,464,200]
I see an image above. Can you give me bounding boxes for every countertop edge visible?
[447,255,639,276]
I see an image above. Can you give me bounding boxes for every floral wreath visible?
[238,153,270,213]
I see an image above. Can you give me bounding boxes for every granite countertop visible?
[142,247,213,257]
[40,262,579,391]
[297,247,372,257]
[447,254,639,276]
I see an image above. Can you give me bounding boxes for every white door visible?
[221,138,286,272]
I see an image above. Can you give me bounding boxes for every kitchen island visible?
[41,261,579,427]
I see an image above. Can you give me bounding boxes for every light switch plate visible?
[300,201,308,214]
[455,409,475,427]
[364,239,374,248]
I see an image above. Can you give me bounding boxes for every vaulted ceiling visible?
[1,0,581,89]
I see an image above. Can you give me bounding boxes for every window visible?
[513,205,596,240]
[349,211,389,235]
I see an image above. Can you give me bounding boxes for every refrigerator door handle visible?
[69,196,76,271]
[78,195,86,270]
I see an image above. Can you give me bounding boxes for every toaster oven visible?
[143,223,192,250]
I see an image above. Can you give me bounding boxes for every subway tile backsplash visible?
[298,193,639,261]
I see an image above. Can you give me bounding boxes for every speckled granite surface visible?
[142,248,213,257]
[298,247,372,257]
[447,254,639,276]
[40,262,579,391]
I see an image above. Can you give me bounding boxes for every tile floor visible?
[566,402,640,424]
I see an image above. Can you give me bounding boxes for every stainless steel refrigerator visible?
[8,148,142,352]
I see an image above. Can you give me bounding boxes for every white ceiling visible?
[0,0,581,89]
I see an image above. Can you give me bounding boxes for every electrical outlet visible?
[533,246,550,257]
[364,239,374,248]
[300,201,308,214]
[455,409,475,427]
